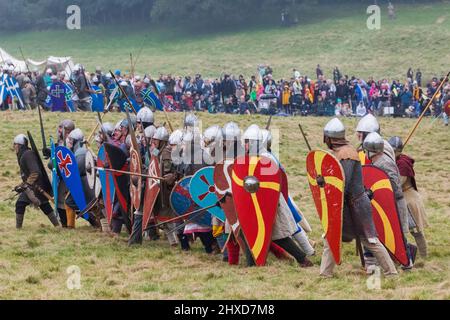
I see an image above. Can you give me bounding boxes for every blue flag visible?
[141,88,163,111]
[5,76,25,109]
[0,74,7,108]
[49,82,69,112]
[91,85,104,112]
[118,97,141,113]
[64,83,75,112]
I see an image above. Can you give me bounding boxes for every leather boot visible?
[65,205,76,229]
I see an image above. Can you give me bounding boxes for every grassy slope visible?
[0,110,449,300]
[1,3,450,80]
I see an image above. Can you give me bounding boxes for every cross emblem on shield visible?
[51,85,65,98]
[57,150,73,177]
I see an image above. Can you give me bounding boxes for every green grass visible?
[0,110,449,299]
[1,3,450,80]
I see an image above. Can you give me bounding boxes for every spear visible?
[403,71,450,148]
[93,167,164,180]
[109,70,137,114]
[298,123,312,151]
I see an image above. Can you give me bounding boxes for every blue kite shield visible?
[170,176,212,226]
[97,145,115,224]
[55,146,87,212]
[118,97,141,113]
[107,83,120,103]
[5,76,25,109]
[141,89,163,111]
[50,138,59,215]
[49,82,69,112]
[190,166,225,222]
[91,85,104,112]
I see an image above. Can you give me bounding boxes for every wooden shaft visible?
[403,71,450,148]
[298,123,312,152]
[95,167,164,180]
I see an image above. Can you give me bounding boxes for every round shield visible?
[85,150,96,190]
[190,166,225,222]
[170,176,211,226]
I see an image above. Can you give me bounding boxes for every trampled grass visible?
[0,110,449,299]
[1,3,450,80]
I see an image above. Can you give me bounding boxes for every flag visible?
[118,97,141,113]
[64,83,75,112]
[0,74,7,108]
[91,85,104,112]
[5,76,25,109]
[49,82,69,112]
[141,88,163,111]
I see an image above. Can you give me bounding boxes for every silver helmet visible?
[101,122,114,136]
[144,125,157,139]
[223,122,241,141]
[125,135,132,148]
[356,114,380,133]
[324,118,346,139]
[68,128,84,142]
[203,125,223,147]
[388,136,404,153]
[243,124,262,141]
[153,126,169,142]
[184,113,198,128]
[169,129,184,145]
[14,134,28,146]
[60,119,75,131]
[136,107,154,124]
[260,129,272,150]
[363,132,384,154]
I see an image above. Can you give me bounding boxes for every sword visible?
[37,104,49,159]
[298,123,312,152]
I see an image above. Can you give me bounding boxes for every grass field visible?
[1,3,450,80]
[0,110,449,300]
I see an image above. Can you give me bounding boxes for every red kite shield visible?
[143,155,161,230]
[306,150,344,265]
[129,147,142,211]
[362,165,409,266]
[231,155,281,266]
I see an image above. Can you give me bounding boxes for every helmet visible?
[144,125,157,139]
[363,132,384,154]
[324,118,346,139]
[203,125,223,146]
[136,107,154,124]
[60,119,75,131]
[114,120,123,131]
[46,68,53,74]
[129,114,137,130]
[356,114,380,133]
[14,134,28,146]
[182,128,202,144]
[68,128,84,142]
[120,81,128,87]
[388,136,404,153]
[125,135,132,148]
[153,126,169,142]
[184,113,198,128]
[169,129,184,145]
[260,129,272,149]
[114,70,121,76]
[50,75,58,81]
[243,124,262,141]
[135,75,141,81]
[101,122,114,136]
[92,76,99,83]
[223,122,241,141]
[143,78,150,84]
[73,64,80,72]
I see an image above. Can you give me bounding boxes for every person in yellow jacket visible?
[282,81,291,114]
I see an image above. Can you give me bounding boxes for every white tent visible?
[0,47,75,75]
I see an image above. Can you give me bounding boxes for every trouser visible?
[226,233,255,266]
[15,200,59,229]
[58,208,67,228]
[293,229,315,256]
[111,216,124,234]
[177,232,191,251]
[215,233,229,260]
[196,231,215,254]
[273,237,307,264]
[444,112,449,125]
[128,211,143,245]
[411,231,427,258]
[320,238,397,276]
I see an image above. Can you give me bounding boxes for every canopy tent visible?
[0,48,75,75]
